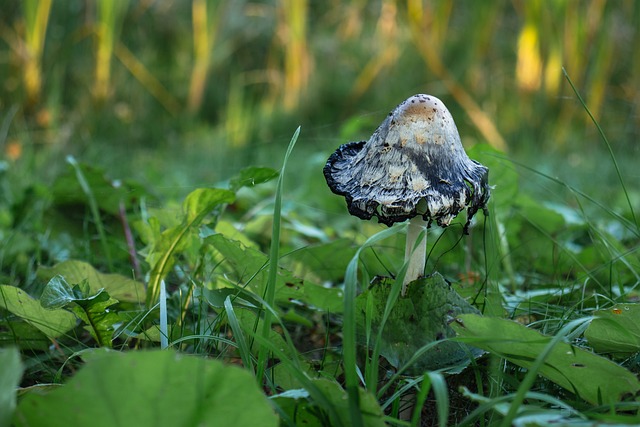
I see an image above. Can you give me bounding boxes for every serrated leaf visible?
[182,188,235,224]
[39,276,120,347]
[14,350,278,427]
[0,285,76,338]
[356,274,482,373]
[70,292,120,348]
[452,314,640,405]
[147,188,235,306]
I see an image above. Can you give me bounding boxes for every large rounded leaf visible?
[14,350,278,427]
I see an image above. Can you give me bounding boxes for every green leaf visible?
[0,285,76,338]
[0,347,23,427]
[38,260,145,303]
[229,166,278,191]
[14,350,278,427]
[38,275,79,309]
[206,233,343,313]
[356,274,482,373]
[0,320,50,350]
[585,304,640,357]
[452,314,640,405]
[182,188,235,224]
[282,238,357,283]
[51,161,151,216]
[39,276,120,347]
[146,188,235,306]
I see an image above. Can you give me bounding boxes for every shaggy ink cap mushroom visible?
[324,94,490,233]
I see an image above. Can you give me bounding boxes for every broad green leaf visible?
[356,274,482,373]
[147,188,235,306]
[0,321,50,350]
[229,166,278,191]
[14,350,278,427]
[38,260,145,303]
[182,188,235,224]
[585,304,640,358]
[0,285,76,338]
[51,162,150,215]
[206,233,343,313]
[0,347,23,427]
[282,238,357,282]
[39,276,120,347]
[452,314,640,405]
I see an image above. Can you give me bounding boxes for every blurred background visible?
[1,0,638,201]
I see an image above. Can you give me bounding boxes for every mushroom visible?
[324,94,490,295]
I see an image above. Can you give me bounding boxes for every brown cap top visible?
[324,94,490,232]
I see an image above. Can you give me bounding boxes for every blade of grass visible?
[159,280,168,349]
[562,67,638,229]
[224,296,254,372]
[344,224,406,427]
[255,126,300,387]
[411,372,448,427]
[66,156,113,270]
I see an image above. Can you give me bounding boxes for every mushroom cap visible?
[324,94,490,231]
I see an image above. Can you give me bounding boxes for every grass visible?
[1,1,640,426]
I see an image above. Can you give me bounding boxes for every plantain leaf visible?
[14,349,278,427]
[585,303,640,358]
[0,285,76,338]
[452,314,640,405]
[38,260,145,303]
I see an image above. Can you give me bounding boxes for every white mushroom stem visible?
[403,216,427,296]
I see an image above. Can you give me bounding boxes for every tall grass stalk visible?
[349,0,399,102]
[93,0,129,102]
[66,156,113,270]
[406,0,507,151]
[187,0,222,114]
[21,0,52,106]
[343,224,406,427]
[255,126,300,386]
[277,0,310,111]
[562,68,638,229]
[114,43,180,115]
